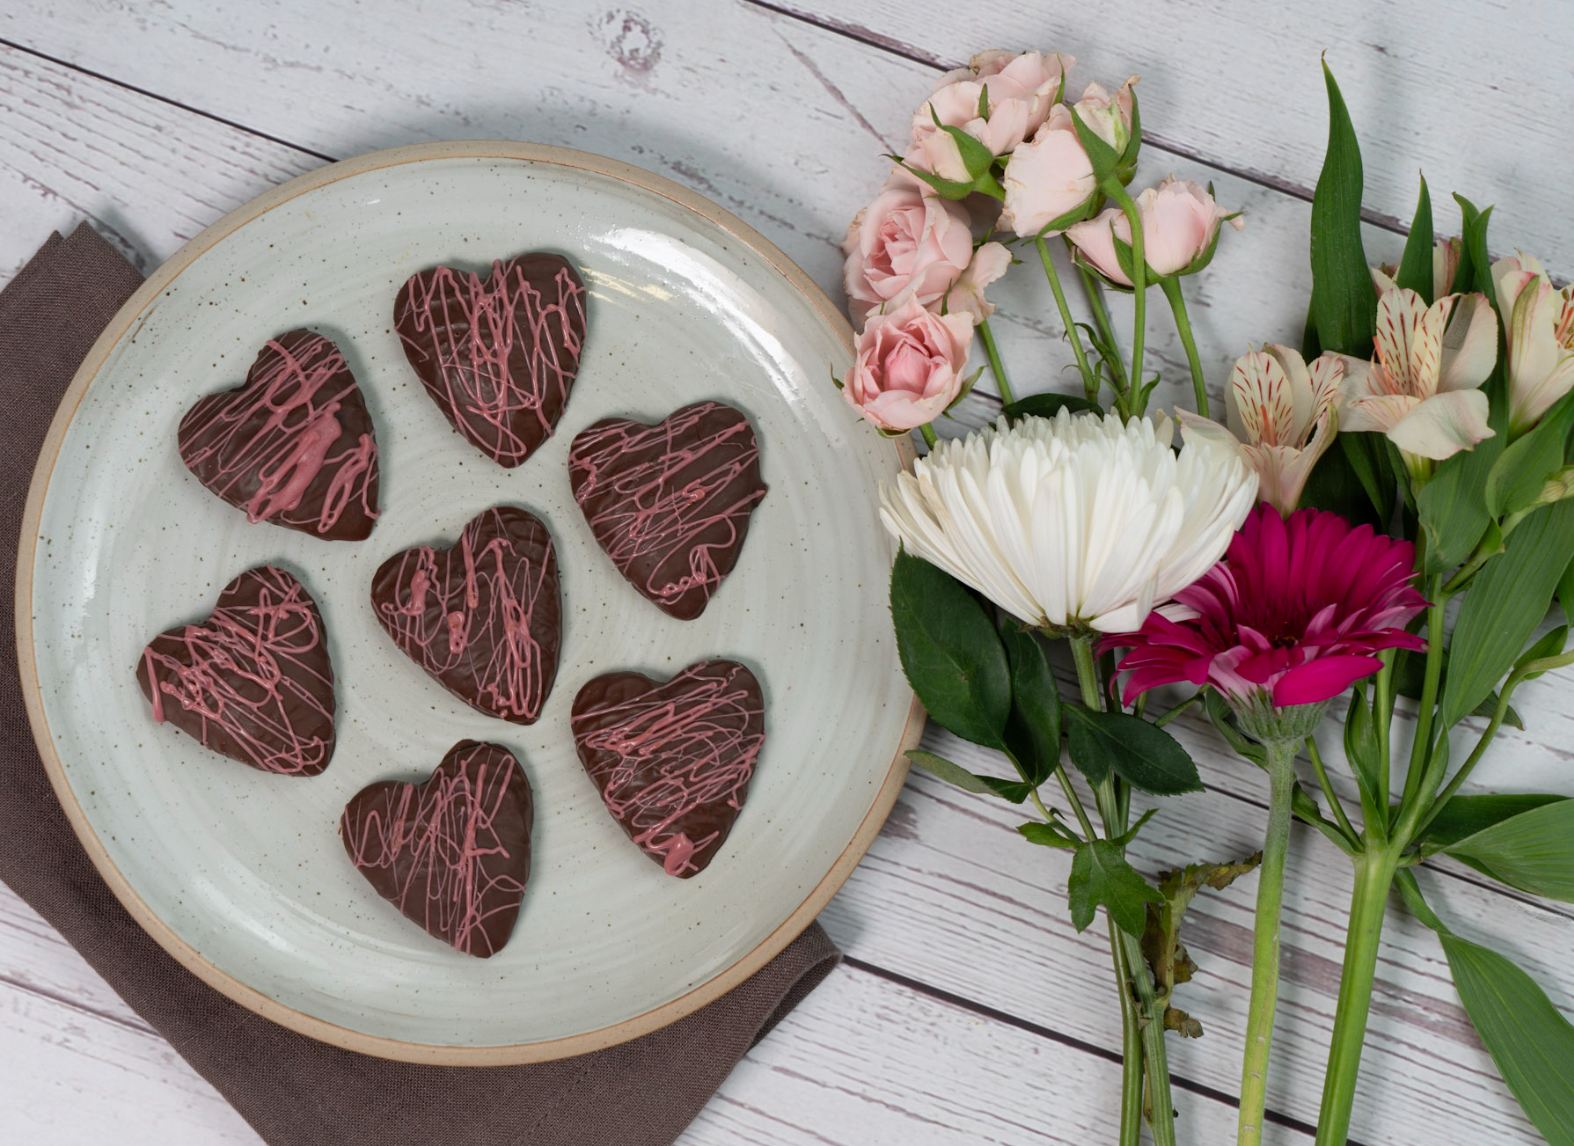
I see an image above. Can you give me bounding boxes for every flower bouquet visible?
[835,48,1574,1146]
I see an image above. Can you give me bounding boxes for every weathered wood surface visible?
[2,2,1571,1142]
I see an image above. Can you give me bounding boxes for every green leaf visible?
[1561,553,1574,627]
[1069,839,1162,935]
[1488,388,1574,514]
[976,776,1034,803]
[1422,793,1568,849]
[1065,707,1202,795]
[1001,393,1100,424]
[1516,625,1569,680]
[906,750,993,794]
[976,83,990,123]
[1308,62,1376,358]
[1399,869,1574,1143]
[1000,625,1062,786]
[1341,432,1396,525]
[1299,434,1385,528]
[1066,104,1121,183]
[1454,194,1497,300]
[890,550,1012,748]
[1418,432,1505,574]
[1442,934,1574,1144]
[1392,649,1524,729]
[890,158,974,201]
[1018,820,1077,849]
[1441,500,1574,728]
[1395,176,1435,301]
[1447,800,1574,901]
[1342,684,1382,813]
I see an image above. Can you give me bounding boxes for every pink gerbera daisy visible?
[1107,504,1428,710]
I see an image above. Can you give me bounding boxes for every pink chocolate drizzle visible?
[370,507,561,724]
[341,740,532,958]
[571,660,765,877]
[135,565,336,776]
[395,255,587,468]
[177,329,380,541]
[569,401,767,620]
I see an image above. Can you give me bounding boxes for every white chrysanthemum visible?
[880,408,1259,632]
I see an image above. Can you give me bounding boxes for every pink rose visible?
[844,299,975,432]
[907,50,1075,179]
[842,182,974,327]
[1066,177,1241,285]
[940,242,1013,322]
[999,78,1138,238]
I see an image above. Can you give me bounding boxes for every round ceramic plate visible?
[16,142,920,1064]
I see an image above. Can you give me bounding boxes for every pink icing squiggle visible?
[575,662,764,876]
[372,508,559,724]
[397,259,587,466]
[178,331,379,536]
[570,402,765,614]
[137,567,334,776]
[341,743,529,957]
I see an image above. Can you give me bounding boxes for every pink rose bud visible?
[999,77,1138,238]
[909,50,1076,170]
[842,182,975,328]
[1065,176,1241,286]
[843,298,975,432]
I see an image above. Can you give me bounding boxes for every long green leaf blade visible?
[1395,176,1435,300]
[1443,934,1574,1145]
[1447,800,1574,901]
[1308,62,1376,357]
[1440,499,1574,727]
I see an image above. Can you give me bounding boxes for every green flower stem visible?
[1398,584,1446,816]
[1237,738,1298,1146]
[1103,181,1149,412]
[1077,261,1129,390]
[1033,237,1099,402]
[1109,914,1146,1146]
[918,422,939,450]
[977,318,1016,407]
[1305,736,1359,842]
[1071,635,1178,1146]
[1408,676,1518,841]
[1159,277,1209,418]
[1313,849,1401,1146]
[1373,655,1394,812]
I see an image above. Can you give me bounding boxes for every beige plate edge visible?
[13,139,925,1065]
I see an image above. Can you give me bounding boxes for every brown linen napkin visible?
[0,224,840,1146]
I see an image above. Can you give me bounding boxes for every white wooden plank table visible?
[2,3,1571,1142]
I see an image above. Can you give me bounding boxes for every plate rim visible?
[13,140,923,1065]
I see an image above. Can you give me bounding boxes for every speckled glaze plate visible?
[16,142,921,1063]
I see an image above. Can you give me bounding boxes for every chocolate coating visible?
[370,506,561,724]
[569,401,767,620]
[178,329,380,541]
[341,740,533,958]
[136,565,336,776]
[571,660,765,878]
[394,253,588,468]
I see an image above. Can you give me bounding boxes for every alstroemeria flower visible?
[1491,252,1574,435]
[1339,281,1498,462]
[1176,346,1344,516]
[1109,505,1428,708]
[879,408,1257,633]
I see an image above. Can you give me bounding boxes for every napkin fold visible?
[0,223,839,1146]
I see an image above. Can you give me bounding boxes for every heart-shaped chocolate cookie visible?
[370,506,561,724]
[571,660,765,877]
[178,329,380,541]
[569,401,767,620]
[394,253,588,468]
[136,565,336,775]
[341,740,533,958]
